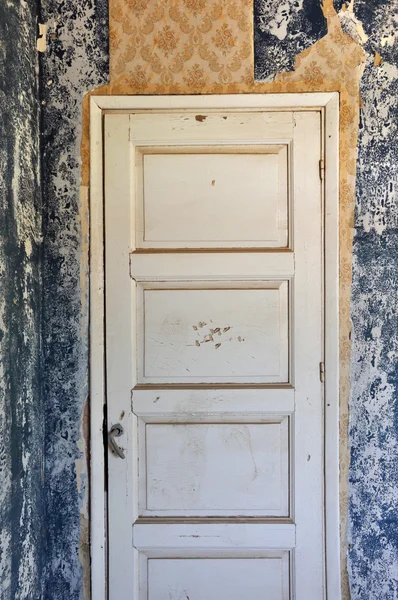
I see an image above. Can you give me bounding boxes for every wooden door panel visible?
[136,282,289,384]
[141,555,290,600]
[133,522,296,550]
[130,252,294,280]
[129,111,294,144]
[132,388,295,416]
[139,419,289,517]
[136,145,288,249]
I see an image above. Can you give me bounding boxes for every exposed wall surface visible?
[0,1,108,599]
[39,1,108,598]
[0,2,43,599]
[344,2,398,597]
[254,0,328,80]
[1,0,398,598]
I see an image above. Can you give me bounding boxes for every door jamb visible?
[89,92,340,600]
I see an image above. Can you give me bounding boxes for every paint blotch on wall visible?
[353,1,398,66]
[254,0,328,80]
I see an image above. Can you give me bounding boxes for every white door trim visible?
[89,92,340,600]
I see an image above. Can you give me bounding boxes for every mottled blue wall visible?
[347,2,398,597]
[0,2,43,599]
[0,1,108,599]
[40,1,108,598]
[254,0,328,80]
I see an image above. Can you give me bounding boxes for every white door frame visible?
[89,92,340,600]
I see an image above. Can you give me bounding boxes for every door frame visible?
[89,92,340,600]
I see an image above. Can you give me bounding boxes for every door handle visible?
[108,424,125,459]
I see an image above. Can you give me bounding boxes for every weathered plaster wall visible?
[254,0,328,80]
[1,1,109,598]
[344,2,398,597]
[0,2,43,599]
[39,1,108,597]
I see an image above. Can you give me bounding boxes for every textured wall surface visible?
[346,2,398,597]
[0,2,43,599]
[254,0,328,80]
[0,1,108,599]
[40,1,108,598]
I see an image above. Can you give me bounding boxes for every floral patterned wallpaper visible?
[110,0,253,90]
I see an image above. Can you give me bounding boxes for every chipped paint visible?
[37,24,47,52]
[374,51,383,67]
[337,7,368,45]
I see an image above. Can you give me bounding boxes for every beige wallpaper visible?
[83,2,367,596]
[110,0,253,89]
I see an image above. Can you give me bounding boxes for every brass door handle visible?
[108,424,125,459]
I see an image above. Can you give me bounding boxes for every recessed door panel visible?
[137,282,289,384]
[136,146,288,249]
[143,556,290,600]
[140,419,289,517]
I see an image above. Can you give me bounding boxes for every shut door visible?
[104,104,325,600]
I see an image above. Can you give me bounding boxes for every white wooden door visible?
[104,105,324,600]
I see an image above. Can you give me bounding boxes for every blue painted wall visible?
[0,2,43,598]
[347,3,398,596]
[40,1,108,596]
[0,1,108,599]
[254,0,328,80]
